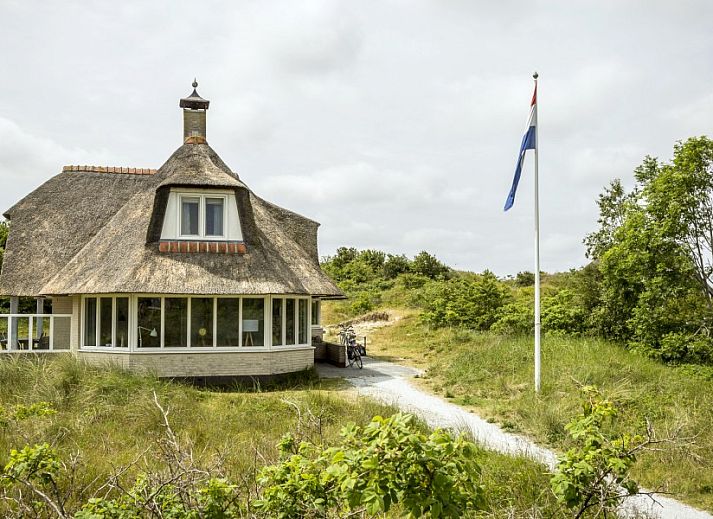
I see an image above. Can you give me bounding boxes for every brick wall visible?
[52,296,76,351]
[77,348,315,378]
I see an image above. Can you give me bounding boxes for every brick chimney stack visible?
[179,79,210,143]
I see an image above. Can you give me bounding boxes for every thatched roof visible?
[0,142,344,299]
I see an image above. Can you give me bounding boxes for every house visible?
[0,82,344,379]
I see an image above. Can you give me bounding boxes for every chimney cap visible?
[180,79,210,110]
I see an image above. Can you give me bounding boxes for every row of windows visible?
[83,296,315,349]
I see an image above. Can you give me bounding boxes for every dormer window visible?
[179,194,225,238]
[161,189,242,243]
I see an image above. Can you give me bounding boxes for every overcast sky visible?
[1,1,711,275]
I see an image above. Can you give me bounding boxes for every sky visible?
[1,0,711,275]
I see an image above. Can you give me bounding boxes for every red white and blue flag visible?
[504,84,537,211]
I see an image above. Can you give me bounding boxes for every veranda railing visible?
[0,314,72,352]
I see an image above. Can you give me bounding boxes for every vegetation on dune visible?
[320,136,713,512]
[0,356,589,518]
[323,136,713,366]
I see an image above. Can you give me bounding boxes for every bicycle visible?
[346,339,363,369]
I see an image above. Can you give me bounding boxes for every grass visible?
[0,355,572,517]
[359,310,713,512]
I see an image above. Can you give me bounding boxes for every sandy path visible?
[317,357,712,519]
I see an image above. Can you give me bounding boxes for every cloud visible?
[0,117,114,213]
[1,0,712,275]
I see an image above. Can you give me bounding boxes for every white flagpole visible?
[533,71,541,393]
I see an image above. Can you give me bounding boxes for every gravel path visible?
[317,357,712,519]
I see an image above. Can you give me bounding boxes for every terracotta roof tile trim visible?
[63,165,157,175]
[158,240,247,254]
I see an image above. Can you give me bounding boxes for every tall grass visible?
[0,356,572,517]
[365,314,713,512]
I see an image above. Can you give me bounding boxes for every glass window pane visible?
[298,299,308,344]
[116,298,129,348]
[285,299,295,345]
[165,298,188,347]
[205,198,224,236]
[84,297,97,347]
[242,298,264,346]
[272,299,283,346]
[311,300,320,326]
[99,297,113,347]
[216,298,240,347]
[191,297,214,347]
[137,297,161,348]
[181,197,199,236]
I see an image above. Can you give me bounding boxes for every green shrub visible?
[383,254,411,279]
[411,251,450,280]
[551,387,643,516]
[255,413,484,518]
[398,273,430,290]
[419,272,508,330]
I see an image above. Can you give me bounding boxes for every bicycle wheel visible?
[347,347,355,367]
[355,351,363,369]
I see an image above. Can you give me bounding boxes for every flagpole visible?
[533,71,541,393]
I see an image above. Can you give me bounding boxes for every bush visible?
[551,387,643,517]
[350,292,375,314]
[411,251,450,280]
[398,273,430,290]
[383,254,411,279]
[420,272,508,330]
[255,413,484,518]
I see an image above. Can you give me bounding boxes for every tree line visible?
[322,136,713,365]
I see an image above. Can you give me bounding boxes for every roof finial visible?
[192,78,198,89]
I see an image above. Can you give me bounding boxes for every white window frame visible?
[270,296,312,350]
[80,294,313,352]
[177,193,228,240]
[80,295,131,350]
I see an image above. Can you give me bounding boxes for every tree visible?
[583,179,633,261]
[585,137,713,362]
[411,251,450,280]
[383,254,411,279]
[514,271,535,287]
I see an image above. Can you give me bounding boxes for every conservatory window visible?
[242,298,265,346]
[191,297,214,347]
[298,299,308,344]
[99,297,113,347]
[311,300,320,326]
[164,298,188,347]
[82,296,129,348]
[272,299,283,346]
[216,298,240,347]
[137,297,161,348]
[84,298,97,347]
[115,298,129,348]
[285,299,296,345]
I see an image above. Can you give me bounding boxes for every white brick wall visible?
[77,348,314,378]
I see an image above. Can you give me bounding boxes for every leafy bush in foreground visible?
[255,413,484,518]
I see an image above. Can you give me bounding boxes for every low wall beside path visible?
[314,339,347,368]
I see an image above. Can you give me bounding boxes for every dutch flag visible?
[504,83,537,211]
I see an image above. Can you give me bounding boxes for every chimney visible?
[179,79,210,143]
